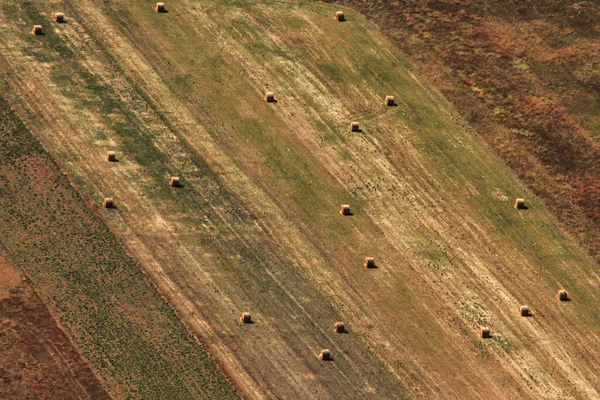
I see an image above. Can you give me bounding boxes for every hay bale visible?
[334,321,345,333]
[519,305,530,317]
[265,91,275,102]
[515,198,526,209]
[319,349,331,360]
[32,25,43,35]
[349,122,359,132]
[364,257,375,268]
[54,13,64,23]
[480,327,491,339]
[155,2,166,12]
[557,289,568,301]
[340,204,351,216]
[106,151,116,162]
[103,198,114,208]
[170,176,180,187]
[335,11,345,21]
[385,96,395,106]
[240,312,252,323]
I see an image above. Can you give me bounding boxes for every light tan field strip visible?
[1,0,600,398]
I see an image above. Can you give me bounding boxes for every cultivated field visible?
[1,0,600,398]
[0,256,108,399]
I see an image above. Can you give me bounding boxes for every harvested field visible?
[319,0,600,266]
[1,0,600,399]
[0,94,237,399]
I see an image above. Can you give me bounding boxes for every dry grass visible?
[240,312,252,324]
[515,198,526,209]
[557,289,569,301]
[480,327,491,339]
[318,349,331,360]
[519,305,529,316]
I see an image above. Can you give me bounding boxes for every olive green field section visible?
[0,95,239,399]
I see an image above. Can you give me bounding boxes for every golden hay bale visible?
[364,257,375,268]
[515,198,526,209]
[240,312,252,324]
[155,2,166,12]
[103,198,114,208]
[334,321,345,333]
[106,151,116,162]
[32,25,43,35]
[170,176,180,187]
[335,11,345,21]
[480,327,491,339]
[265,91,275,103]
[319,349,331,360]
[349,122,359,132]
[385,95,395,106]
[54,13,64,23]
[340,204,351,216]
[519,305,530,317]
[557,289,568,301]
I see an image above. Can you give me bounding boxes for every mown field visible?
[320,0,600,265]
[0,95,237,399]
[1,0,600,398]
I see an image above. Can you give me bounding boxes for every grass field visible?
[0,95,238,399]
[1,0,600,398]
[320,0,600,266]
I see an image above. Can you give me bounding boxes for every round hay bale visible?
[480,327,491,339]
[335,11,345,21]
[364,257,375,268]
[557,289,568,301]
[334,321,345,333]
[519,305,530,317]
[103,198,114,209]
[106,151,116,162]
[515,198,526,209]
[32,25,43,35]
[319,349,331,360]
[170,176,180,187]
[265,91,275,103]
[54,13,64,23]
[240,312,252,324]
[385,95,395,106]
[349,122,359,132]
[155,2,166,12]
[340,204,351,216]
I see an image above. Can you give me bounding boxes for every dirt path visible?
[1,0,600,398]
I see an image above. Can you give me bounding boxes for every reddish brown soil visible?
[0,258,109,400]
